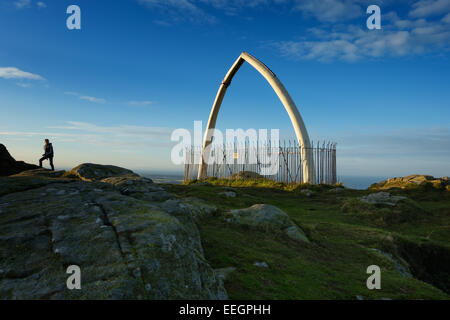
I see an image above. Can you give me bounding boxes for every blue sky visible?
[0,0,449,177]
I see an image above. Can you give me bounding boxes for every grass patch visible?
[163,179,450,299]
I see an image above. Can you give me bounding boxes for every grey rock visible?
[253,261,269,268]
[66,163,138,182]
[329,187,344,193]
[219,191,237,198]
[369,248,412,278]
[215,267,236,281]
[178,197,217,222]
[300,189,314,197]
[0,165,227,300]
[227,204,309,243]
[361,192,407,206]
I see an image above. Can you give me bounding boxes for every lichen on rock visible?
[0,164,227,300]
[226,204,309,243]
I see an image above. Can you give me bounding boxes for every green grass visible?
[163,180,450,300]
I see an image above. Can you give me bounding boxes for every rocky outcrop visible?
[361,192,407,206]
[226,204,309,243]
[0,144,39,176]
[230,171,264,180]
[0,164,227,300]
[371,175,450,190]
[65,163,138,182]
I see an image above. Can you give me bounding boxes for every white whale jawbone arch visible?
[198,52,315,184]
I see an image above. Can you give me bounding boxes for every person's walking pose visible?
[39,139,54,171]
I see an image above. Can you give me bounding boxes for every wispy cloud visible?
[138,0,275,24]
[128,100,153,106]
[13,0,47,9]
[16,82,32,88]
[293,0,370,23]
[14,0,31,9]
[64,92,106,104]
[1,121,174,149]
[410,0,450,18]
[79,96,106,104]
[48,121,172,137]
[267,1,450,62]
[0,67,44,80]
[138,0,217,24]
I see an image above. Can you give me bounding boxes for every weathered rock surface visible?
[369,248,412,278]
[182,197,218,222]
[226,204,309,243]
[219,191,237,198]
[65,163,138,182]
[371,175,449,190]
[300,189,314,197]
[0,164,227,300]
[101,174,172,202]
[0,144,39,176]
[361,192,407,206]
[253,261,269,268]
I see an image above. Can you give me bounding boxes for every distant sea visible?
[139,171,387,190]
[338,176,388,190]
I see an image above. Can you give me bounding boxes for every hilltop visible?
[0,146,448,300]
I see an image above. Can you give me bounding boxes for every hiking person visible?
[39,139,54,171]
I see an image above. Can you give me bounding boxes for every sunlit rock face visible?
[226,204,310,243]
[371,175,450,190]
[0,164,227,300]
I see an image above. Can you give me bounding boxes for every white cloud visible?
[16,82,32,88]
[442,12,450,22]
[0,67,44,80]
[128,100,153,106]
[37,2,47,8]
[410,0,450,18]
[138,0,217,24]
[138,0,279,23]
[64,91,106,104]
[293,0,366,23]
[14,0,31,9]
[268,5,450,62]
[49,121,172,137]
[80,96,106,104]
[1,121,174,149]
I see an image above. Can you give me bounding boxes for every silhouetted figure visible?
[39,139,54,171]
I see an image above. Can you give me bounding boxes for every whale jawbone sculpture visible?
[198,52,315,184]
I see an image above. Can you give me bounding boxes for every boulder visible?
[230,171,264,180]
[182,197,218,222]
[253,261,269,268]
[361,192,407,206]
[219,191,237,198]
[0,165,227,300]
[101,175,172,202]
[371,175,449,190]
[0,144,39,176]
[214,267,236,281]
[328,187,345,193]
[226,204,309,243]
[65,163,138,181]
[300,189,314,197]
